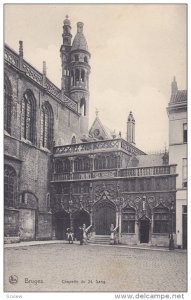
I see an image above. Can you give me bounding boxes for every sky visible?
[4,4,187,152]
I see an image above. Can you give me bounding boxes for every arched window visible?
[63,159,70,172]
[153,205,169,233]
[74,158,82,172]
[75,69,80,82]
[80,98,86,116]
[81,69,85,82]
[71,135,76,144]
[22,90,36,143]
[55,160,63,173]
[84,56,88,63]
[4,75,12,134]
[4,165,17,208]
[71,70,74,86]
[122,207,136,233]
[41,102,54,149]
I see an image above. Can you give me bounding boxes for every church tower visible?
[60,15,72,96]
[127,111,135,144]
[68,21,91,138]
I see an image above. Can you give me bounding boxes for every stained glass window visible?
[22,91,36,143]
[4,76,12,134]
[41,102,53,150]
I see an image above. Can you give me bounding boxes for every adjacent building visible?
[167,77,187,249]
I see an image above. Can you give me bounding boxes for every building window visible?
[22,90,36,143]
[74,157,90,171]
[75,69,80,82]
[71,136,76,144]
[63,159,70,172]
[183,123,187,143]
[122,207,136,233]
[41,102,54,149]
[55,160,63,173]
[81,69,85,82]
[4,75,12,134]
[182,158,187,188]
[4,165,17,208]
[153,206,169,233]
[80,98,86,116]
[84,56,88,63]
[71,70,74,86]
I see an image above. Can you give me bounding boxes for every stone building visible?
[4,16,90,242]
[167,77,187,249]
[4,16,178,247]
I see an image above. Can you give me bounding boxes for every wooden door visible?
[140,220,150,243]
[94,201,116,235]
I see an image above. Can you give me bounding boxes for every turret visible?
[127,111,135,144]
[69,21,91,138]
[60,15,72,95]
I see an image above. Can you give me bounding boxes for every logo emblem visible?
[9,275,18,285]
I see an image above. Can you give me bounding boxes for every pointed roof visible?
[71,22,89,52]
[89,114,113,140]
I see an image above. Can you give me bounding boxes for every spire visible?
[95,108,99,117]
[43,61,46,76]
[64,14,71,26]
[62,15,72,47]
[19,40,23,57]
[19,40,23,70]
[127,111,135,144]
[71,21,89,51]
[171,76,178,97]
[42,61,46,87]
[77,22,84,33]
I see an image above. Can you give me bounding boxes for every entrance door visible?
[182,206,187,249]
[55,211,70,240]
[73,210,90,240]
[94,200,116,235]
[139,220,150,243]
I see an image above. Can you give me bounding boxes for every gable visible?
[89,116,113,140]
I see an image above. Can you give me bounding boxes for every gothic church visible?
[4,16,178,247]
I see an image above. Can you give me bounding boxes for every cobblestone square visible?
[4,243,187,292]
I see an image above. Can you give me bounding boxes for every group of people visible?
[66,224,87,245]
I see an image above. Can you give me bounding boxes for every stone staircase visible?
[88,235,111,245]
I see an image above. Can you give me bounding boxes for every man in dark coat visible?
[79,226,83,245]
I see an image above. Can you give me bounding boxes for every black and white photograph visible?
[3,2,188,298]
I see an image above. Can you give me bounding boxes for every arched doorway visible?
[55,210,70,240]
[139,217,150,243]
[93,200,116,235]
[73,209,90,240]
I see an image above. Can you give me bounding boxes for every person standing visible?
[79,226,83,245]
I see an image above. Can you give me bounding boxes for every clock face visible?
[94,129,100,137]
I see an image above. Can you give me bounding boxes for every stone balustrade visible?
[51,165,176,182]
[54,138,145,156]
